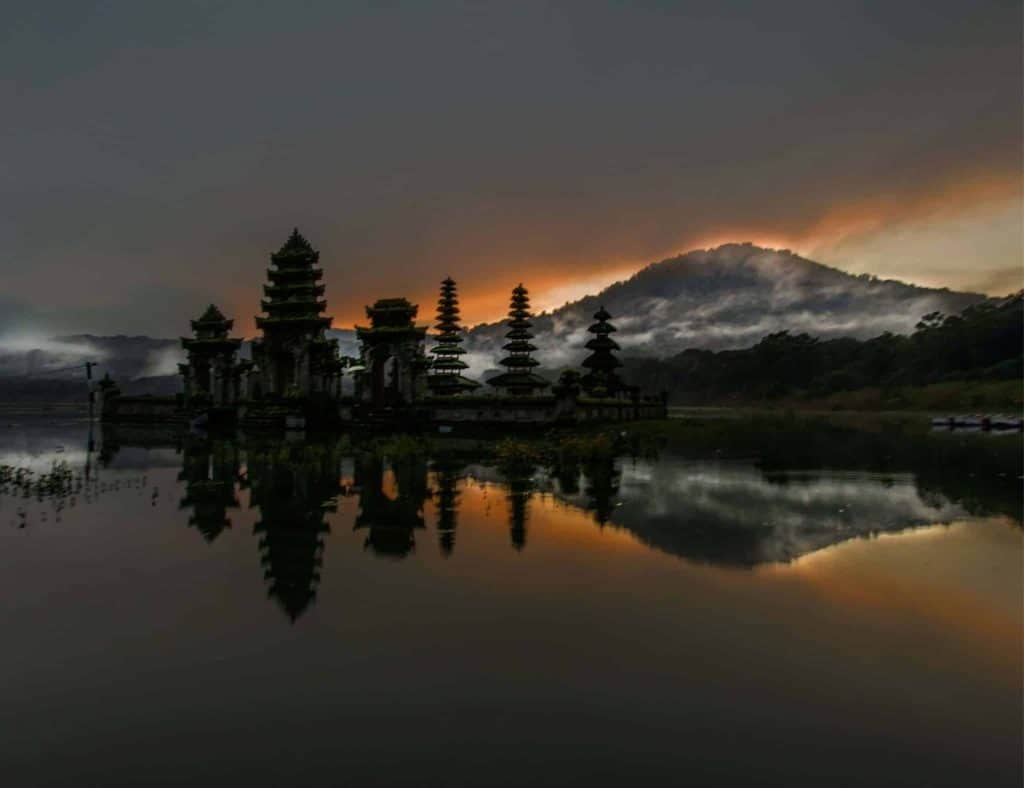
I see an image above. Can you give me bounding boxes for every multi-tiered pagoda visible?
[580,306,624,396]
[427,278,480,396]
[486,284,550,396]
[252,229,343,399]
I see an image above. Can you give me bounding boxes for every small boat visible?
[931,414,1023,431]
[990,415,1023,431]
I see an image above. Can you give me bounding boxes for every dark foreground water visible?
[1,412,1021,787]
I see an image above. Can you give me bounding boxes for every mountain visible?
[0,334,184,401]
[461,243,988,373]
[0,244,993,399]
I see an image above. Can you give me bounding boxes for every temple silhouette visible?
[100,229,666,428]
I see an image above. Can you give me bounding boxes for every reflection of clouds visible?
[579,460,967,566]
[0,450,91,471]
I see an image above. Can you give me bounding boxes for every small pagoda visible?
[580,306,624,396]
[486,284,550,396]
[179,304,243,408]
[252,229,342,399]
[427,277,480,396]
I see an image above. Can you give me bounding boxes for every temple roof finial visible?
[198,304,227,323]
[278,227,313,254]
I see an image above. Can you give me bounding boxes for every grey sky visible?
[2,0,1020,336]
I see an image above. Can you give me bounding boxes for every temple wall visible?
[419,395,666,424]
[423,397,560,424]
[102,393,665,427]
[572,400,666,422]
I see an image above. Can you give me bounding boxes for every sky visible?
[1,0,1021,337]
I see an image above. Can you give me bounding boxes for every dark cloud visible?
[2,1,1020,334]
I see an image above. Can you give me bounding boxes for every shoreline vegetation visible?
[622,293,1022,410]
[666,379,1022,412]
[1,376,1022,422]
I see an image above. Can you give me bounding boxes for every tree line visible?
[622,293,1023,404]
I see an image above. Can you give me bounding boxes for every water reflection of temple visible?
[504,470,533,551]
[178,438,241,542]
[432,459,465,557]
[95,420,1018,624]
[582,457,622,527]
[245,441,342,621]
[353,455,429,558]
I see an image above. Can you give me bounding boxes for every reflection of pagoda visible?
[432,459,465,556]
[553,458,582,497]
[583,457,622,526]
[178,438,241,542]
[500,466,535,551]
[353,454,429,558]
[246,441,342,622]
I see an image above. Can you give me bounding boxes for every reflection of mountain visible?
[572,459,971,566]
[246,442,342,621]
[87,420,1021,600]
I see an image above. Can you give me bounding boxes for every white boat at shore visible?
[931,414,1023,431]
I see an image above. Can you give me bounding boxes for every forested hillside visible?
[623,293,1023,406]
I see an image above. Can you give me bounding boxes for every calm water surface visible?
[1,413,1020,787]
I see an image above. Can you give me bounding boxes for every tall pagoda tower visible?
[486,284,549,396]
[252,229,342,399]
[580,306,623,397]
[427,277,479,396]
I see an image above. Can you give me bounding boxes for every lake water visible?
[1,412,1021,787]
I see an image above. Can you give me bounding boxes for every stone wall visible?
[422,396,561,424]
[418,394,666,425]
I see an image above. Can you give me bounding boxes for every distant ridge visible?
[461,243,988,371]
[0,243,993,395]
